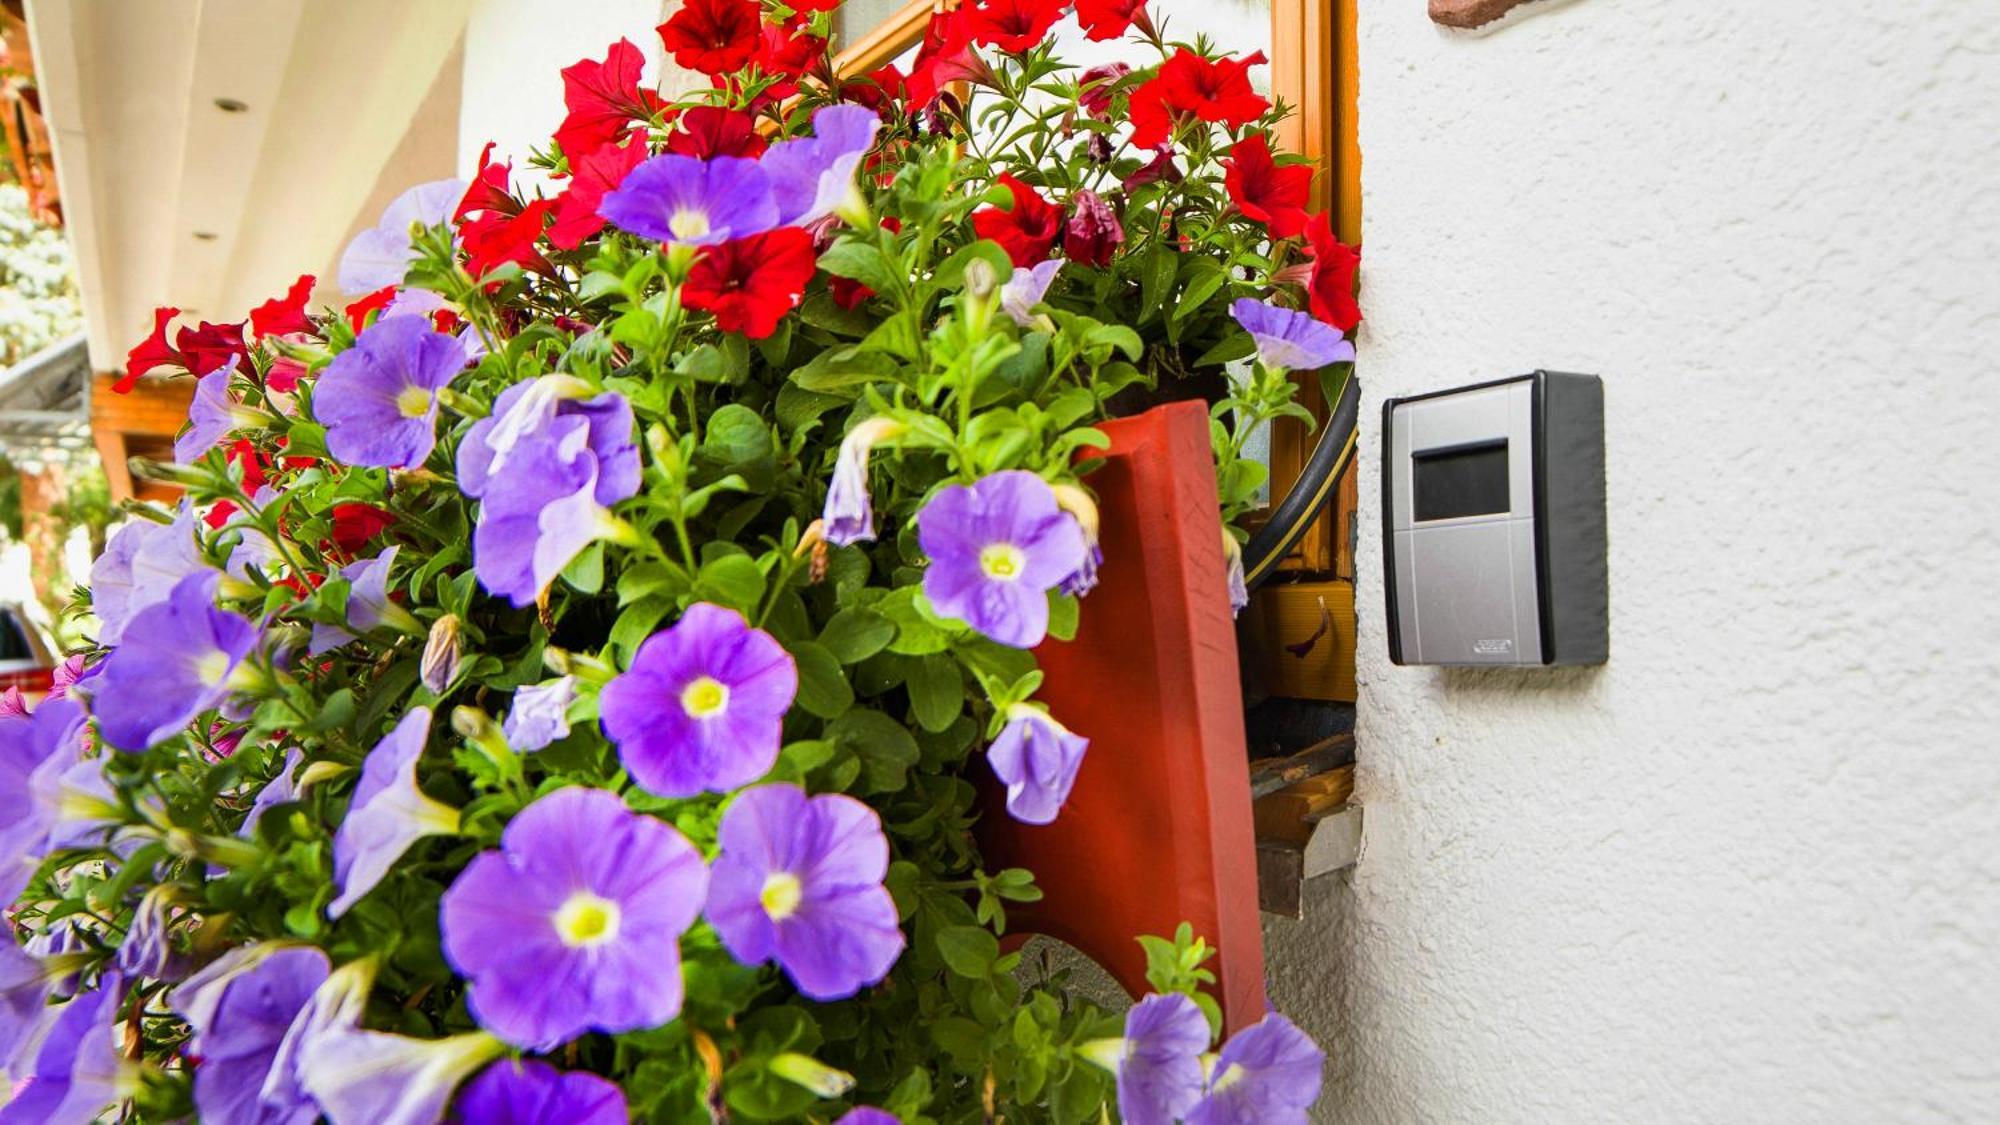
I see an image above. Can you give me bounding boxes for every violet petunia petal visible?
[453,1058,627,1124]
[329,707,459,918]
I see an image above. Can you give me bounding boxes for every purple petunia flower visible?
[298,1025,505,1125]
[329,707,458,919]
[1222,532,1248,616]
[761,104,882,228]
[823,416,903,547]
[240,746,306,839]
[1186,1013,1324,1125]
[599,154,779,247]
[1083,992,1210,1125]
[0,973,126,1123]
[92,572,261,752]
[338,177,465,294]
[916,471,1088,649]
[176,358,259,464]
[0,937,53,1068]
[836,1110,900,1125]
[705,784,904,1001]
[1229,298,1355,373]
[1048,483,1102,598]
[90,507,207,646]
[0,697,87,904]
[115,887,190,981]
[457,380,640,608]
[987,706,1089,825]
[314,316,468,470]
[441,787,707,1050]
[599,603,798,798]
[312,546,420,653]
[1000,259,1063,327]
[454,1058,627,1124]
[502,677,576,753]
[170,943,330,1125]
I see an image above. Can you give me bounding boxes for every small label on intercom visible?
[1472,638,1514,655]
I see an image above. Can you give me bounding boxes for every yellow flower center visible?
[681,676,730,718]
[760,872,803,921]
[395,384,432,419]
[669,208,711,241]
[193,649,233,689]
[979,543,1026,581]
[552,891,621,948]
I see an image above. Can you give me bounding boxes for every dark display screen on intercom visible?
[1412,441,1510,521]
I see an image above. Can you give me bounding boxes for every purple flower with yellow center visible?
[503,677,575,753]
[92,572,261,752]
[169,943,330,1125]
[338,177,465,293]
[176,358,260,463]
[1001,259,1063,327]
[1186,1013,1324,1125]
[705,783,904,1001]
[761,104,882,227]
[823,416,904,546]
[1080,992,1210,1125]
[599,154,778,247]
[987,705,1089,825]
[0,974,127,1124]
[90,506,206,646]
[440,786,708,1050]
[0,697,86,904]
[1229,298,1355,373]
[599,603,797,798]
[313,315,467,470]
[329,707,460,918]
[917,470,1088,649]
[454,1059,627,1124]
[312,546,421,654]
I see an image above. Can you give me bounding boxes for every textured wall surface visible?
[1264,1,2000,1120]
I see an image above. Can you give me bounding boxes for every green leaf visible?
[1193,331,1256,367]
[904,655,962,733]
[790,642,853,718]
[827,707,920,792]
[818,239,898,294]
[700,404,775,469]
[1138,247,1178,320]
[1046,591,1080,642]
[935,925,999,978]
[818,608,896,664]
[1174,258,1228,322]
[561,542,604,595]
[694,554,765,615]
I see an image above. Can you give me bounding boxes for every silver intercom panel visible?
[1383,372,1606,666]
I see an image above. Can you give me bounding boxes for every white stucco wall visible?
[1265,1,2000,1121]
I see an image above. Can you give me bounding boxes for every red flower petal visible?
[330,502,397,557]
[1063,189,1124,267]
[455,142,519,223]
[553,39,667,159]
[344,286,398,333]
[971,174,1063,267]
[1130,49,1270,148]
[549,136,648,251]
[118,306,185,392]
[684,228,817,339]
[1223,134,1313,240]
[249,275,317,339]
[665,105,768,160]
[907,9,986,108]
[1302,212,1362,331]
[965,0,1065,53]
[175,321,247,376]
[657,0,763,77]
[463,198,556,280]
[1075,0,1150,41]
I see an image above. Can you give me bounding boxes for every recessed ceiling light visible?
[193,231,218,241]
[213,97,248,113]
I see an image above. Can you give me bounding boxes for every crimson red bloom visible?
[330,502,397,557]
[665,105,767,160]
[553,39,667,158]
[1302,212,1362,331]
[842,64,906,114]
[965,0,1065,53]
[249,274,316,339]
[1223,133,1312,239]
[463,198,555,279]
[1124,145,1182,188]
[549,136,647,250]
[657,0,762,76]
[1063,189,1124,267]
[743,24,825,104]
[972,174,1063,267]
[118,307,184,391]
[684,228,817,339]
[829,276,874,310]
[455,142,519,224]
[907,10,989,108]
[1129,49,1270,149]
[204,440,274,528]
[1077,62,1129,117]
[1075,0,1152,41]
[343,286,398,333]
[178,321,247,378]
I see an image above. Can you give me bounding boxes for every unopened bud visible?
[769,1053,856,1098]
[421,615,463,695]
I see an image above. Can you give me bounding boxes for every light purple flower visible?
[314,316,468,470]
[1223,532,1248,615]
[1186,1013,1324,1125]
[705,783,904,1001]
[440,787,709,1050]
[0,697,86,903]
[823,416,903,546]
[177,357,259,463]
[1229,298,1355,373]
[298,1026,504,1125]
[761,104,882,227]
[599,154,779,246]
[453,1058,627,1124]
[90,507,207,646]
[1000,260,1063,327]
[92,572,260,752]
[987,706,1088,825]
[458,379,640,504]
[0,938,52,1069]
[599,603,798,798]
[338,178,465,293]
[1083,992,1209,1125]
[170,943,330,1125]
[313,546,418,653]
[916,470,1088,648]
[503,677,575,753]
[0,974,126,1124]
[116,887,190,981]
[241,747,306,839]
[836,1110,900,1125]
[329,707,459,918]
[1049,483,1101,598]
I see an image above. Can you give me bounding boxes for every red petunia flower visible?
[119,307,185,391]
[549,136,648,250]
[1223,133,1313,239]
[829,276,874,310]
[1129,49,1270,149]
[1077,62,1130,117]
[965,0,1065,53]
[1063,189,1124,267]
[1124,145,1183,188]
[456,143,520,225]
[842,64,906,114]
[741,24,825,105]
[684,228,817,339]
[249,274,317,339]
[1302,212,1362,331]
[657,0,763,76]
[463,198,555,279]
[553,39,667,159]
[972,174,1063,267]
[907,9,991,109]
[665,105,768,160]
[330,502,397,557]
[178,321,248,378]
[1075,0,1153,42]
[344,286,398,333]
